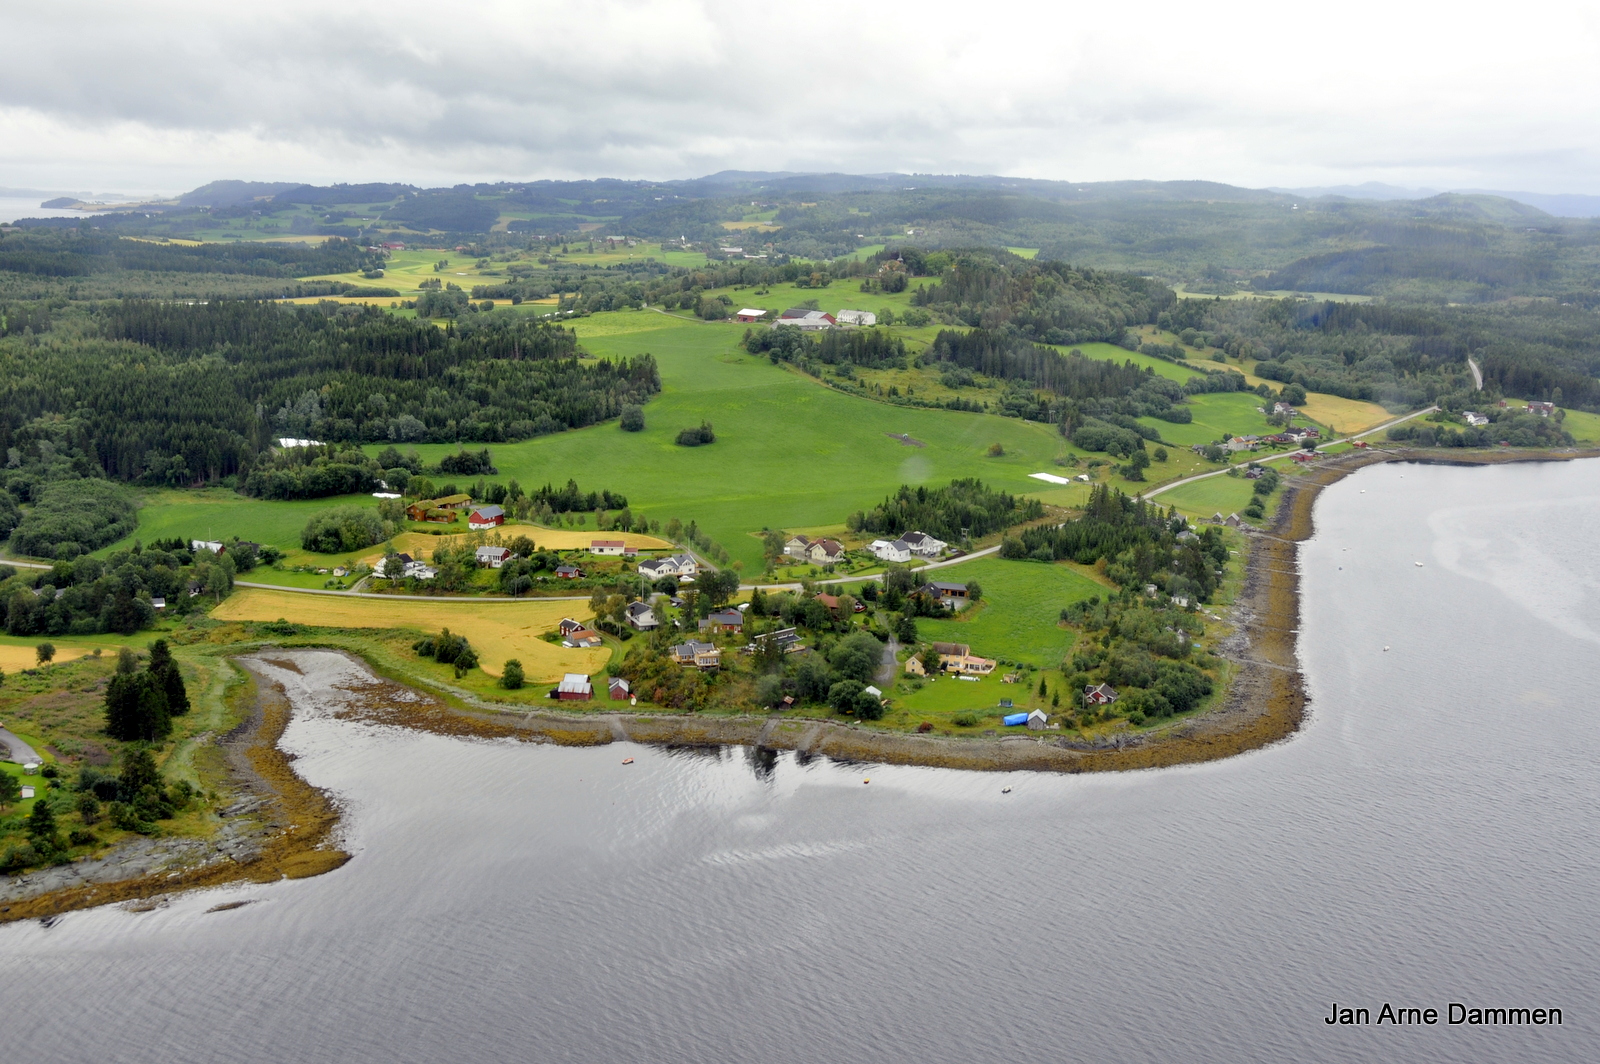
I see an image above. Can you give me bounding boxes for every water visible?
[0,197,93,224]
[3,459,1598,1063]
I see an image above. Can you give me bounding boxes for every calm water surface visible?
[3,460,1597,1063]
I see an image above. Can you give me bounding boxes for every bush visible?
[674,421,715,447]
[827,679,865,712]
[620,405,645,432]
[300,505,393,553]
[952,712,979,727]
[500,659,525,689]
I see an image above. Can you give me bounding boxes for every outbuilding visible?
[468,505,505,530]
[557,674,593,700]
[608,677,631,700]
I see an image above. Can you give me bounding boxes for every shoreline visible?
[4,445,1593,921]
[0,660,348,924]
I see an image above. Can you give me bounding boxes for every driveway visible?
[0,726,41,765]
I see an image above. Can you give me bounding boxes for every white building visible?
[868,539,912,563]
[898,531,947,557]
[836,309,877,327]
[638,554,699,580]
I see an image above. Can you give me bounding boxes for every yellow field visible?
[1297,393,1393,435]
[358,526,671,569]
[0,645,91,672]
[210,589,608,681]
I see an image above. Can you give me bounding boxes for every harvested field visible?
[209,588,608,681]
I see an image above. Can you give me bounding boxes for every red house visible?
[468,505,505,529]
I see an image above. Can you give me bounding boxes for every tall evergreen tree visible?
[147,639,189,716]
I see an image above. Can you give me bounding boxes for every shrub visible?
[619,405,645,432]
[952,712,979,727]
[674,421,715,447]
[300,505,393,553]
[500,659,525,689]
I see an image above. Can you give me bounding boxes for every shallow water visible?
[3,459,1598,1063]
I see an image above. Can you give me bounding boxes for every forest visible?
[0,300,660,484]
[848,479,1042,543]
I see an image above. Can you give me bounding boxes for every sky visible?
[3,0,1598,197]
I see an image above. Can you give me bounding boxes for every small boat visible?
[621,758,634,765]
[863,778,870,785]
[1383,646,1390,652]
[1001,786,1012,794]
[1415,561,1424,567]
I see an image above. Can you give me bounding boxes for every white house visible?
[898,531,946,557]
[475,545,514,568]
[191,540,224,554]
[807,539,845,565]
[638,554,699,580]
[783,535,812,559]
[1463,411,1490,427]
[624,600,659,630]
[868,539,912,563]
[589,539,626,556]
[836,309,877,326]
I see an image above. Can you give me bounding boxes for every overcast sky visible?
[3,0,1598,196]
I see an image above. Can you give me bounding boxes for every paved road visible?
[1143,406,1439,502]
[0,726,41,765]
[874,634,900,686]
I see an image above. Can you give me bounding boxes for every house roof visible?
[608,677,631,692]
[737,308,766,317]
[557,673,592,694]
[705,609,743,624]
[625,600,654,617]
[931,642,969,656]
[815,593,840,609]
[470,505,504,520]
[476,545,512,559]
[591,539,625,548]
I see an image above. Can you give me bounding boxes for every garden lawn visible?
[366,309,1074,569]
[914,558,1106,667]
[208,588,606,681]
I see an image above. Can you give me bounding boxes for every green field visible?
[1139,391,1279,446]
[363,310,1082,569]
[1155,473,1274,521]
[915,558,1105,667]
[1560,408,1600,441]
[93,489,377,558]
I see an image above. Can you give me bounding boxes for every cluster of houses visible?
[553,673,634,702]
[638,553,699,581]
[783,535,845,566]
[1209,426,1322,454]
[866,530,948,563]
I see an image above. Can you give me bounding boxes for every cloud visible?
[2,0,1598,193]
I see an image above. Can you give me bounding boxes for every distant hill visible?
[178,180,303,207]
[1280,182,1600,218]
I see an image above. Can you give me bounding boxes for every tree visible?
[27,793,57,844]
[1038,677,1048,698]
[147,639,189,716]
[0,771,19,809]
[620,405,645,432]
[35,642,55,665]
[828,631,883,683]
[119,747,162,796]
[300,505,392,553]
[500,659,525,689]
[855,689,885,720]
[1153,447,1169,462]
[827,679,865,712]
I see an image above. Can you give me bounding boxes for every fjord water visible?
[4,461,1597,1063]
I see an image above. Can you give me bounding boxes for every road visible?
[0,726,41,765]
[1143,406,1439,501]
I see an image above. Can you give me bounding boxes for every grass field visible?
[363,309,1079,568]
[1155,473,1272,521]
[1139,392,1279,446]
[1296,393,1393,435]
[209,589,606,681]
[1557,408,1600,441]
[95,489,376,558]
[352,528,671,569]
[915,558,1107,667]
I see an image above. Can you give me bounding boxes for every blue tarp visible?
[1002,712,1029,726]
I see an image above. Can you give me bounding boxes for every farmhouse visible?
[835,309,876,326]
[807,539,845,565]
[558,618,586,636]
[589,539,626,556]
[898,530,946,557]
[467,505,505,530]
[670,641,721,669]
[1463,411,1490,427]
[747,627,800,653]
[735,308,768,322]
[1084,683,1119,705]
[608,677,631,700]
[868,538,912,563]
[903,655,927,677]
[920,581,969,604]
[775,308,836,330]
[624,600,659,630]
[407,494,473,522]
[638,554,698,580]
[783,535,812,558]
[1273,401,1296,417]
[931,642,996,675]
[1527,401,1555,416]
[555,564,583,579]
[561,627,603,649]
[475,545,514,568]
[403,561,436,580]
[699,609,744,633]
[191,540,224,554]
[556,673,593,700]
